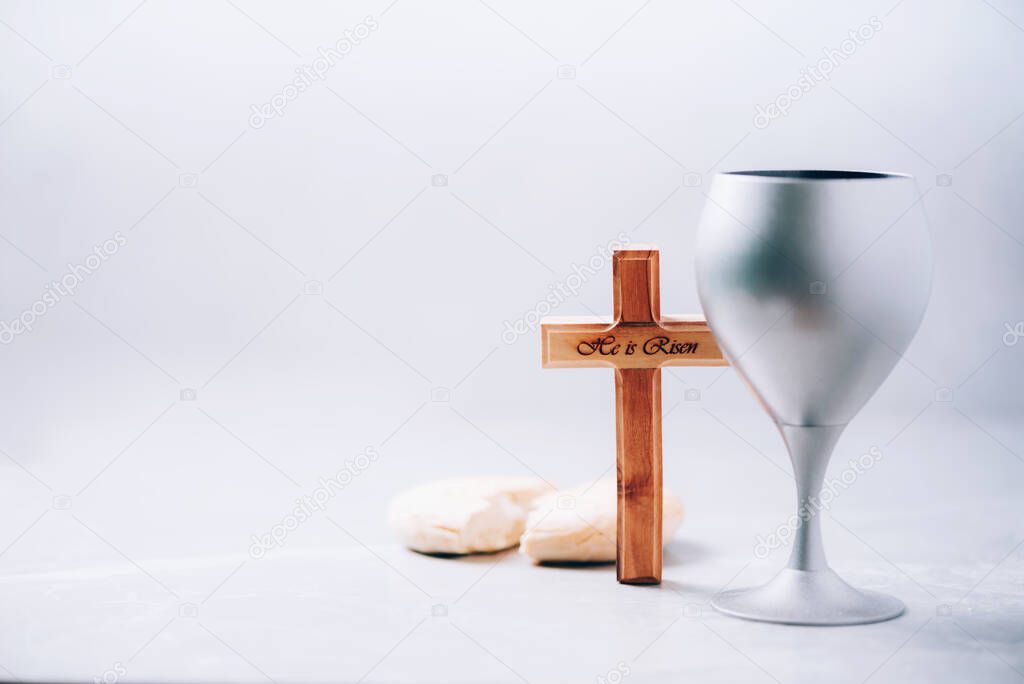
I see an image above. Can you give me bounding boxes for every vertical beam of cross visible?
[613,249,663,584]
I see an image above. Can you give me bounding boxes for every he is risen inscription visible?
[541,246,726,584]
[576,335,702,360]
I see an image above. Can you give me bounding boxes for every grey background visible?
[0,0,1022,682]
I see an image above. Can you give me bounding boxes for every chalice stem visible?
[712,420,904,625]
[778,423,845,573]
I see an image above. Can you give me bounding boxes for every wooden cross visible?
[540,245,726,584]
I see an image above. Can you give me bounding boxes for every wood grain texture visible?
[615,366,662,584]
[614,248,661,584]
[539,245,726,585]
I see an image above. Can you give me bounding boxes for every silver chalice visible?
[696,170,932,625]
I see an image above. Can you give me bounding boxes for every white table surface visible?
[1,406,1021,684]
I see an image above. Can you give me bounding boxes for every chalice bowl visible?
[696,170,932,625]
